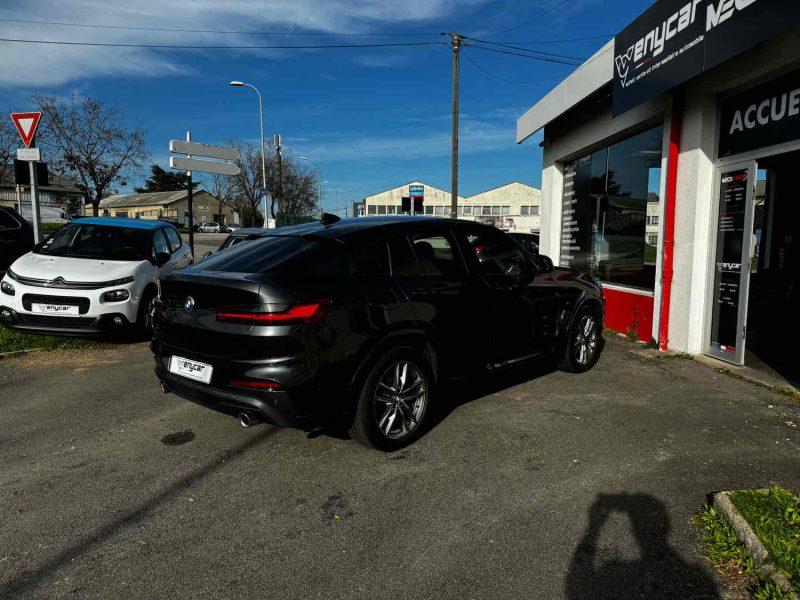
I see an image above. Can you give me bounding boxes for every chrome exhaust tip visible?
[160,382,169,394]
[239,413,259,428]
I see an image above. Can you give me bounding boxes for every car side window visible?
[0,210,21,230]
[388,235,420,277]
[409,230,466,279]
[165,227,182,253]
[349,241,390,277]
[152,229,170,257]
[464,226,529,278]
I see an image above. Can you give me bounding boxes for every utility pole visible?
[274,133,283,223]
[446,32,462,220]
[186,130,194,258]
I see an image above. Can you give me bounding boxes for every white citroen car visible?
[0,217,192,336]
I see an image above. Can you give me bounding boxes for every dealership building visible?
[517,0,800,382]
[362,181,541,233]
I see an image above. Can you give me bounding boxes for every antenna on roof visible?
[320,212,341,226]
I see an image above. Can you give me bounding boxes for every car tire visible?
[349,348,433,451]
[560,305,603,373]
[136,287,157,336]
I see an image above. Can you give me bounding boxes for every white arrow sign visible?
[169,140,239,161]
[170,156,240,176]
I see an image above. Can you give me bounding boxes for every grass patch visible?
[41,222,65,233]
[665,351,695,360]
[714,368,800,402]
[694,505,791,599]
[0,324,99,354]
[729,487,800,590]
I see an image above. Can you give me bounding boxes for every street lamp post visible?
[299,156,323,217]
[229,80,269,228]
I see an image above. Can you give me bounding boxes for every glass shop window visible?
[560,125,663,290]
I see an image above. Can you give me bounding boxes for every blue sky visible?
[0,0,654,215]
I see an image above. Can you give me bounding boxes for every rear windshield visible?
[196,235,346,276]
[36,223,151,261]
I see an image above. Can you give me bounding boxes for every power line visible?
[462,36,585,61]
[0,17,440,37]
[486,0,576,37]
[0,37,443,50]
[497,34,615,45]
[468,43,582,66]
[461,49,570,84]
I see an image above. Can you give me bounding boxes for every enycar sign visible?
[612,0,800,116]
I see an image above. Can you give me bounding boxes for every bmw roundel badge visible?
[184,296,195,312]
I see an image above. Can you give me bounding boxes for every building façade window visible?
[560,125,663,290]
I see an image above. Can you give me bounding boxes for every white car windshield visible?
[36,223,151,261]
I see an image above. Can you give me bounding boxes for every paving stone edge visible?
[713,490,799,600]
[0,348,46,360]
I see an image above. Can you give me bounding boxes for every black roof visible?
[273,216,467,239]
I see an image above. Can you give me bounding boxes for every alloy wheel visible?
[373,361,428,440]
[574,314,599,366]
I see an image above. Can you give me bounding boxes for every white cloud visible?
[0,0,490,87]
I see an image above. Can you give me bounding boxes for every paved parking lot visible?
[1,336,798,599]
[183,232,227,259]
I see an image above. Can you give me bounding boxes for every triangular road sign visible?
[11,112,42,148]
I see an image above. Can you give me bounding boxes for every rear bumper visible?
[0,305,132,337]
[155,361,297,427]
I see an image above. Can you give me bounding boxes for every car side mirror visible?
[535,254,554,273]
[152,252,171,267]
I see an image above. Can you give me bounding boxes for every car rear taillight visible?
[216,301,329,325]
[229,379,282,390]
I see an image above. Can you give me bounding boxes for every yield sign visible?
[11,112,42,148]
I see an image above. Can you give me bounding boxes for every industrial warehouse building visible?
[517,0,800,384]
[362,181,541,233]
[94,190,238,226]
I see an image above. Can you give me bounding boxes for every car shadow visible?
[564,493,719,600]
[310,358,561,444]
[427,357,560,433]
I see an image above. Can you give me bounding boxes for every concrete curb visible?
[713,491,799,600]
[0,348,46,360]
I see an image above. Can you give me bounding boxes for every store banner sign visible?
[719,69,800,158]
[613,0,800,116]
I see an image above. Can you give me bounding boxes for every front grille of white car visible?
[7,270,132,290]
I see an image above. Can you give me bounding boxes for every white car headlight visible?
[102,289,130,302]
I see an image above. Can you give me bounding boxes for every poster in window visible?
[709,169,749,354]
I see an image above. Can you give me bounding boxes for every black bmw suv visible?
[152,216,604,450]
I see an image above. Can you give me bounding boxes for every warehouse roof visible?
[99,189,211,208]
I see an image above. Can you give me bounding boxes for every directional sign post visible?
[169,135,241,256]
[11,112,44,242]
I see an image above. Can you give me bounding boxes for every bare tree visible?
[33,94,148,216]
[231,140,269,225]
[0,111,20,183]
[231,139,316,223]
[280,159,319,217]
[203,171,236,224]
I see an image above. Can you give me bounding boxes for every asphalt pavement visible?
[182,232,226,260]
[0,336,798,599]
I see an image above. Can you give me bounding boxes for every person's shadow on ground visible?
[564,493,719,600]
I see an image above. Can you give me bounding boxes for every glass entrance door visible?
[707,161,757,365]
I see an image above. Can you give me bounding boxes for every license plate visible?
[31,303,80,316]
[169,355,213,384]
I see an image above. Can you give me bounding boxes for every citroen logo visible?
[46,276,67,288]
[184,296,195,312]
